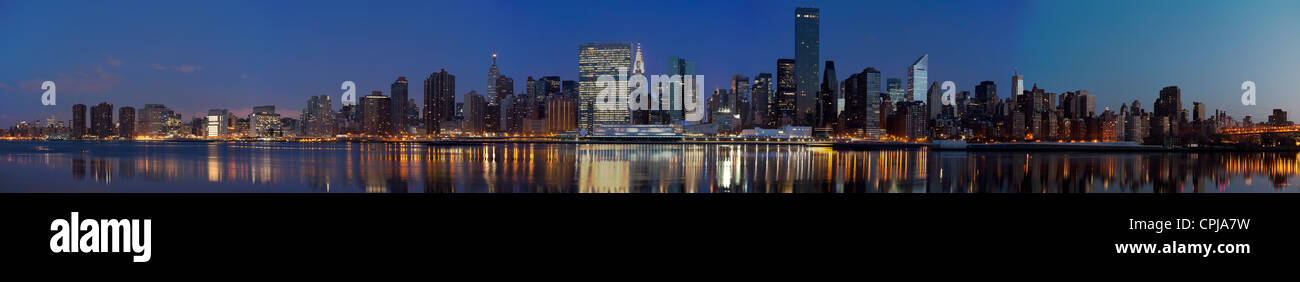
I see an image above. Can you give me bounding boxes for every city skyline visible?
[2,0,1300,126]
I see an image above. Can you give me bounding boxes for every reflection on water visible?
[0,141,1297,193]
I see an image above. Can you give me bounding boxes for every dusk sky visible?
[1,0,1298,126]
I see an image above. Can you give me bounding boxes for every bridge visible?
[1221,125,1300,135]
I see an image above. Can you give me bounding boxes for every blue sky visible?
[1,0,1297,125]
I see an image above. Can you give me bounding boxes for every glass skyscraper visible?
[887,78,904,106]
[578,42,633,133]
[794,7,820,126]
[907,54,928,102]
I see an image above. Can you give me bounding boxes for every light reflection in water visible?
[0,141,1297,193]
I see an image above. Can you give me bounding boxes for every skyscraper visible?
[118,106,135,138]
[487,52,500,105]
[886,78,904,105]
[666,56,696,124]
[907,56,930,104]
[303,95,334,137]
[390,76,409,134]
[794,7,820,125]
[1011,73,1024,97]
[139,104,169,136]
[630,43,649,124]
[863,68,883,139]
[817,61,837,128]
[362,91,392,136]
[463,91,486,134]
[974,81,997,120]
[776,58,797,126]
[928,80,943,120]
[731,74,751,127]
[1154,86,1182,120]
[90,102,113,138]
[250,105,281,137]
[72,104,86,138]
[577,42,633,132]
[752,73,773,128]
[424,69,456,134]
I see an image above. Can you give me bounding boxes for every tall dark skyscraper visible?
[752,73,773,128]
[423,69,456,134]
[90,102,113,138]
[974,81,997,120]
[776,58,797,126]
[794,7,820,125]
[390,76,409,134]
[862,68,883,139]
[72,104,86,138]
[1154,86,1182,120]
[118,106,135,138]
[818,61,837,128]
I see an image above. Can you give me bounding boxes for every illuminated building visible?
[578,42,633,132]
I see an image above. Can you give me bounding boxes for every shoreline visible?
[2,139,1297,152]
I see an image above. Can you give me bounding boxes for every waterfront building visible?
[578,42,634,132]
[118,106,135,138]
[424,69,456,134]
[795,7,820,125]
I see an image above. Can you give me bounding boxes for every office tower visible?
[927,81,942,119]
[90,102,113,138]
[539,76,562,98]
[1154,86,1182,122]
[907,55,928,102]
[303,95,334,137]
[862,68,883,139]
[817,61,837,128]
[72,104,86,138]
[463,91,486,134]
[250,105,281,138]
[1269,109,1291,126]
[525,76,537,97]
[1192,102,1205,122]
[731,74,751,127]
[545,95,577,133]
[494,75,514,131]
[424,69,456,134]
[666,56,696,124]
[577,42,634,132]
[206,109,228,138]
[139,104,169,136]
[886,78,904,105]
[794,7,820,125]
[1012,73,1024,97]
[487,52,500,105]
[841,72,864,134]
[362,91,392,135]
[118,106,135,138]
[974,81,997,120]
[776,58,797,125]
[390,76,409,135]
[562,80,578,100]
[752,73,773,128]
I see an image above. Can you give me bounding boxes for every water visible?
[0,141,1295,193]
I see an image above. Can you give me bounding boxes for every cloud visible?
[0,82,11,89]
[152,63,202,73]
[174,64,201,73]
[20,65,122,94]
[105,55,123,67]
[241,74,249,79]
